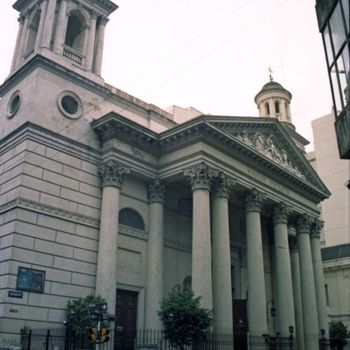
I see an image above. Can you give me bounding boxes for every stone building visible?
[309,113,350,330]
[0,0,330,349]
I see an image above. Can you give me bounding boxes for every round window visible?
[7,91,21,118]
[57,91,82,119]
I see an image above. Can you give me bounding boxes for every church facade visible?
[0,1,330,350]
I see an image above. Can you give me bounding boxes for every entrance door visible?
[233,299,248,350]
[115,289,138,350]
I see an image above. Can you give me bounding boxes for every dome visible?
[254,80,292,103]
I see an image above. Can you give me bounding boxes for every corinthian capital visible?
[98,160,130,188]
[244,189,265,213]
[184,162,219,191]
[148,179,166,204]
[272,202,291,224]
[212,172,235,198]
[296,214,313,235]
[310,218,324,239]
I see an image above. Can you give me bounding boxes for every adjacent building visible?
[0,1,331,349]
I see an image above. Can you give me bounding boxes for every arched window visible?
[264,102,270,116]
[274,100,280,114]
[65,12,85,52]
[119,208,145,230]
[25,11,40,55]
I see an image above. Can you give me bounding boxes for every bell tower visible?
[10,0,117,78]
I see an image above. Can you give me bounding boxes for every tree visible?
[329,321,348,350]
[66,294,108,335]
[158,285,213,350]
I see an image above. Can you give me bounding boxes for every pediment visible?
[207,118,329,194]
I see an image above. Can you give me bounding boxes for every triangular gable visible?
[207,117,330,196]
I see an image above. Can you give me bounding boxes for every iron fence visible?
[6,328,334,350]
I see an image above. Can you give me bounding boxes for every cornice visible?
[91,113,330,202]
[0,55,175,127]
[0,197,99,228]
[0,121,100,164]
[13,0,118,14]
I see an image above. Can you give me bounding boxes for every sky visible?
[0,0,333,151]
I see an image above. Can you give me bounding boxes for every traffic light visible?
[100,328,110,343]
[88,327,97,342]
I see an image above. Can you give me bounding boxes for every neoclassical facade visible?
[0,1,330,350]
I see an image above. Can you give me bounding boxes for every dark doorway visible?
[115,289,138,350]
[233,299,248,350]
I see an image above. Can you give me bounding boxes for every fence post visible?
[26,330,32,350]
[45,330,50,350]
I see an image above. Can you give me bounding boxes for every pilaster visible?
[53,0,68,54]
[11,15,25,72]
[41,0,57,49]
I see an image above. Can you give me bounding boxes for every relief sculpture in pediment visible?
[237,131,306,180]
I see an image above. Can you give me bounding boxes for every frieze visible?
[0,198,99,227]
[235,131,306,180]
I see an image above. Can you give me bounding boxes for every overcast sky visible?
[0,0,333,151]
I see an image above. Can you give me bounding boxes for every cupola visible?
[255,74,293,126]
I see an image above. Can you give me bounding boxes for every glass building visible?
[315,0,350,159]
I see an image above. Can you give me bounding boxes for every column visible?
[212,173,233,334]
[95,160,130,314]
[272,203,295,336]
[34,0,48,52]
[290,239,305,350]
[145,179,166,330]
[53,0,68,54]
[94,16,108,75]
[85,11,98,71]
[11,15,25,72]
[245,189,267,336]
[310,219,329,337]
[296,214,319,350]
[15,13,30,69]
[184,162,218,309]
[41,0,57,49]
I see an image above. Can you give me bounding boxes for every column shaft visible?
[297,215,319,350]
[311,220,329,337]
[34,1,48,51]
[273,204,295,336]
[11,16,25,72]
[41,0,57,48]
[96,160,129,314]
[85,12,97,70]
[95,186,120,313]
[245,190,267,336]
[145,180,165,329]
[53,0,68,54]
[94,18,108,75]
[192,188,212,309]
[290,242,305,350]
[212,177,233,334]
[15,14,30,68]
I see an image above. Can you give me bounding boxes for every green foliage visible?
[66,294,107,335]
[330,321,348,350]
[158,285,213,350]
